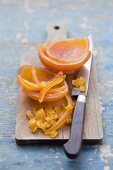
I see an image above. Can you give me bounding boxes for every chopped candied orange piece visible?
[72,76,86,92]
[28,118,37,133]
[26,94,75,138]
[50,120,56,125]
[72,77,86,87]
[53,114,58,120]
[45,117,52,122]
[66,117,72,124]
[35,108,46,120]
[80,85,86,92]
[45,95,74,134]
[36,120,43,129]
[79,77,86,84]
[54,106,62,114]
[45,106,55,115]
[43,121,51,129]
[49,131,58,138]
[26,111,34,119]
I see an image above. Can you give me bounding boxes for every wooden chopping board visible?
[15,22,103,144]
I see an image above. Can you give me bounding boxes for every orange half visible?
[17,65,68,102]
[37,38,91,73]
[46,38,89,63]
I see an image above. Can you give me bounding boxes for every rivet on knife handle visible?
[64,95,86,159]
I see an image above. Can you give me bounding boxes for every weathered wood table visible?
[0,0,113,170]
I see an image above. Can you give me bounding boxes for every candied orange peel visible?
[72,77,87,92]
[37,38,91,73]
[26,94,74,138]
[45,94,74,135]
[17,65,68,103]
[17,36,92,138]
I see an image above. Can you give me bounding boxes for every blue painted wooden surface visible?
[0,0,113,170]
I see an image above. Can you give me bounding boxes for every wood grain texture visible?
[15,22,103,143]
[83,58,103,140]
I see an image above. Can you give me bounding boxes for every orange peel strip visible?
[23,88,67,102]
[18,71,64,91]
[39,75,66,103]
[17,75,44,91]
[45,94,74,134]
[20,82,68,94]
[49,85,68,94]
[31,67,39,83]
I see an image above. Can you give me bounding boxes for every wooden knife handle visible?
[64,95,86,159]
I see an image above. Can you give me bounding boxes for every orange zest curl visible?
[17,65,68,103]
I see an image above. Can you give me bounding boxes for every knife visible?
[64,35,93,159]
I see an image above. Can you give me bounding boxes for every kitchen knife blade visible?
[64,35,93,159]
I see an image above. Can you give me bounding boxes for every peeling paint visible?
[104,166,110,170]
[54,155,59,159]
[101,106,106,111]
[100,145,113,164]
[8,95,17,106]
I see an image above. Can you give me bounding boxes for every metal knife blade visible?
[71,35,93,97]
[64,35,93,159]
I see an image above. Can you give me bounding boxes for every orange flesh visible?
[46,38,89,63]
[38,44,91,72]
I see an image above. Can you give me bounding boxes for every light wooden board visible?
[15,22,103,144]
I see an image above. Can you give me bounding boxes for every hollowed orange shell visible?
[17,65,68,102]
[37,38,91,73]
